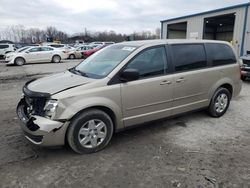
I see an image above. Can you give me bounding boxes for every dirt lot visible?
[0,62,250,188]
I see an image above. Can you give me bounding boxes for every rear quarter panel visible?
[207,63,242,100]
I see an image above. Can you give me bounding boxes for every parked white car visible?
[0,43,15,58]
[42,43,74,59]
[4,46,68,66]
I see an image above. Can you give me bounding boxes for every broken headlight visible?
[44,99,58,117]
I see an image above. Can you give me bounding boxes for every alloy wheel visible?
[215,93,228,113]
[78,119,107,148]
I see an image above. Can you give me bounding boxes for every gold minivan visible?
[17,40,242,153]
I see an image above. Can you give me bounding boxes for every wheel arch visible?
[69,105,118,132]
[53,54,61,58]
[208,78,234,101]
[219,83,233,97]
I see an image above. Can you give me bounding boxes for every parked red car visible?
[81,45,106,59]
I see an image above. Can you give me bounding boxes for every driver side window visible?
[126,46,167,79]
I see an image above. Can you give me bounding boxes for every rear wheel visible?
[67,109,114,154]
[208,87,231,117]
[69,54,75,59]
[14,57,25,66]
[52,55,61,63]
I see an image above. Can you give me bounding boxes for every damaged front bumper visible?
[17,100,69,146]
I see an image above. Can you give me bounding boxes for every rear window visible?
[171,44,207,72]
[206,43,236,66]
[0,45,9,49]
[41,47,53,51]
[49,44,64,48]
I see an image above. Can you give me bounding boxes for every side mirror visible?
[120,68,139,82]
[25,51,30,53]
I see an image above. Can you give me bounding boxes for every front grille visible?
[21,79,50,117]
[24,96,46,116]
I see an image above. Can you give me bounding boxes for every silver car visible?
[16,40,242,153]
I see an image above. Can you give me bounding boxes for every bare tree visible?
[0,25,160,44]
[155,28,160,39]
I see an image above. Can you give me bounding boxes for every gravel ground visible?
[0,64,250,187]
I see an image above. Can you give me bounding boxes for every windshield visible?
[17,47,30,52]
[71,44,137,79]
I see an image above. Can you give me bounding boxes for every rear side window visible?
[171,44,207,72]
[41,47,53,51]
[0,45,9,49]
[206,43,236,66]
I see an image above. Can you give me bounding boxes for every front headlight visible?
[44,99,58,117]
[6,55,13,59]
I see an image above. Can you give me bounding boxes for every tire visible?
[14,57,25,66]
[67,109,114,154]
[69,54,75,59]
[52,55,61,63]
[208,87,231,117]
[241,75,247,81]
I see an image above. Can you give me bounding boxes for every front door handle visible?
[160,80,172,85]
[176,77,185,83]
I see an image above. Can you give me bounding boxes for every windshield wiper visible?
[69,67,89,77]
[75,69,89,77]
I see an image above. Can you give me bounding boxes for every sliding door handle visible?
[176,77,186,83]
[160,80,172,85]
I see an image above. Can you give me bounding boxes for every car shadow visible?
[32,110,207,156]
[242,79,250,84]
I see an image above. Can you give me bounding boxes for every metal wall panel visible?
[162,7,246,56]
[244,5,250,54]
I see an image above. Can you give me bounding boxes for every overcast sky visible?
[0,0,249,34]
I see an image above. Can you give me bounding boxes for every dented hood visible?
[27,70,94,94]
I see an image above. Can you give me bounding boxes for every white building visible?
[161,2,250,56]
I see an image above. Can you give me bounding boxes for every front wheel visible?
[67,109,114,154]
[52,55,61,63]
[207,87,231,117]
[14,57,25,66]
